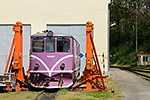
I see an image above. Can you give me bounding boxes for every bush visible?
[110,41,136,65]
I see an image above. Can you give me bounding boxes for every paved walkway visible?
[109,68,150,100]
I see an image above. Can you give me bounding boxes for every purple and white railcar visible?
[29,30,80,88]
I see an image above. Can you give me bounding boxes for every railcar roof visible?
[31,32,73,37]
[31,31,80,44]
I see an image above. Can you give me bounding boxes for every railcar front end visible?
[29,31,80,88]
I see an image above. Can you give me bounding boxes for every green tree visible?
[110,0,150,65]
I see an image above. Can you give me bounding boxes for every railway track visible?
[34,89,59,100]
[110,66,150,80]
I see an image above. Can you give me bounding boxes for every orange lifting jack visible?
[4,21,26,91]
[71,21,108,92]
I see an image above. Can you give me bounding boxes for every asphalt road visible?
[109,68,150,100]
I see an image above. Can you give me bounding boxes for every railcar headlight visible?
[60,63,65,70]
[35,63,39,68]
[47,30,53,37]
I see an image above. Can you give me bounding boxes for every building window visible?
[143,56,148,62]
[46,39,55,52]
[32,39,44,52]
[57,38,70,52]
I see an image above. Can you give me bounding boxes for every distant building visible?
[136,51,150,66]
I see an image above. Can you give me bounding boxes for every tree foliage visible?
[110,0,150,65]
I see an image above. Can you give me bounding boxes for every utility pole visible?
[132,1,138,52]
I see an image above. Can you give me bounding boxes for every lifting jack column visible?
[71,21,108,92]
[4,21,25,91]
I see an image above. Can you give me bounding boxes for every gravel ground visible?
[109,68,150,100]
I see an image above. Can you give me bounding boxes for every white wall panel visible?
[0,25,30,74]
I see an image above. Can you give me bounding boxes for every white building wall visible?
[0,0,110,76]
[137,54,150,66]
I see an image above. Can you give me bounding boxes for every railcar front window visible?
[57,39,70,52]
[32,39,44,52]
[46,39,55,52]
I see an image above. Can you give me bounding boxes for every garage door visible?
[0,24,30,74]
[47,24,86,74]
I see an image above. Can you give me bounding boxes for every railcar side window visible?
[57,39,70,52]
[46,39,55,52]
[32,39,44,52]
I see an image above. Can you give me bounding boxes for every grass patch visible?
[0,91,41,100]
[56,78,123,100]
[68,98,81,100]
[0,77,124,100]
[26,96,30,99]
[88,91,112,98]
[58,88,69,95]
[130,65,150,70]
